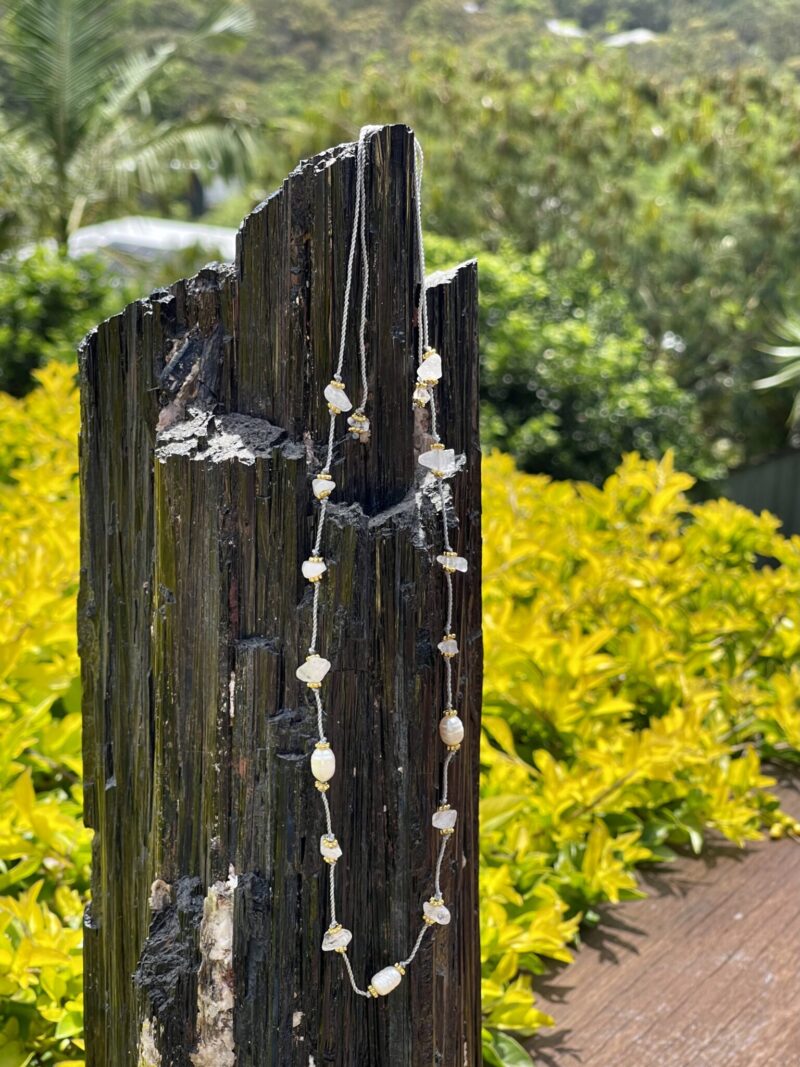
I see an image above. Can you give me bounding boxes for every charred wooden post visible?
[79,124,481,1067]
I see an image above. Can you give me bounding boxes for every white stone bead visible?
[423,898,451,925]
[296,654,331,686]
[301,557,327,582]
[322,925,352,951]
[419,448,456,478]
[439,715,464,745]
[347,412,370,440]
[312,475,335,500]
[417,351,442,384]
[437,553,468,573]
[320,834,342,860]
[324,381,353,413]
[412,385,431,408]
[310,746,336,782]
[370,965,403,996]
[437,636,459,658]
[432,807,458,830]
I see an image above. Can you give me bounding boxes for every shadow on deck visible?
[529,778,800,1067]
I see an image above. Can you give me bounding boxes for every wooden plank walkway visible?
[531,780,800,1066]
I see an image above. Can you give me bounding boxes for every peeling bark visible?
[80,124,481,1066]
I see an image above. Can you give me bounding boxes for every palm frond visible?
[5,0,123,154]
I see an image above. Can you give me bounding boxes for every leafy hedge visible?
[1,369,799,1066]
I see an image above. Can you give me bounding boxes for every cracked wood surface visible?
[79,124,481,1066]
[531,782,800,1067]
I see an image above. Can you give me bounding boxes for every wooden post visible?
[79,124,481,1067]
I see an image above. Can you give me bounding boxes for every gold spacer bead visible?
[328,923,343,934]
[368,984,379,998]
[335,945,348,954]
[444,708,458,717]
[446,744,461,753]
[423,915,436,926]
[440,827,455,836]
[431,442,445,450]
[323,837,339,848]
[328,404,343,415]
[429,896,444,906]
[315,741,331,749]
[323,856,337,866]
[329,380,345,390]
[394,963,406,976]
[309,555,324,562]
[318,471,332,480]
[437,803,451,812]
[315,781,330,793]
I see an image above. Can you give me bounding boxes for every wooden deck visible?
[531,781,800,1066]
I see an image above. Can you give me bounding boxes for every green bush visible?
[0,250,122,396]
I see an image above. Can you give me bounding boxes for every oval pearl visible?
[439,715,464,746]
[371,966,402,996]
[310,747,336,782]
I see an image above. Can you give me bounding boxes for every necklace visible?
[295,126,468,999]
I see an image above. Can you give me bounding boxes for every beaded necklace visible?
[296,126,467,999]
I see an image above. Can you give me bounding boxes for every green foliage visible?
[283,43,800,476]
[0,250,125,396]
[427,235,719,482]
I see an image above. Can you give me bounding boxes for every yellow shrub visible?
[0,364,88,1065]
[480,451,800,1060]
[2,370,799,1067]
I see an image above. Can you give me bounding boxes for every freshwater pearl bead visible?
[439,715,464,746]
[412,385,431,408]
[369,965,404,997]
[423,897,451,925]
[322,925,352,951]
[419,447,456,478]
[324,381,353,413]
[417,350,442,384]
[296,654,331,686]
[301,557,327,582]
[312,474,335,499]
[432,807,458,830]
[437,552,468,573]
[437,635,459,658]
[320,834,342,861]
[310,745,336,782]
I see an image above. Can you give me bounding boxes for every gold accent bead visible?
[328,923,343,934]
[437,803,451,812]
[368,984,379,998]
[440,826,455,836]
[315,741,331,750]
[394,963,406,976]
[315,781,330,793]
[323,856,337,865]
[329,380,345,390]
[429,896,444,906]
[308,681,322,690]
[431,442,445,450]
[444,708,458,717]
[318,471,332,480]
[446,744,461,753]
[335,945,348,954]
[423,915,436,926]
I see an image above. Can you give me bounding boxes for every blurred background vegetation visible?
[3,0,800,482]
[3,1,800,1064]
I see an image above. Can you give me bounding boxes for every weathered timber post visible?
[79,124,481,1066]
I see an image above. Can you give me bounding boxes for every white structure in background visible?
[545,19,658,47]
[67,215,237,263]
[604,28,657,47]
